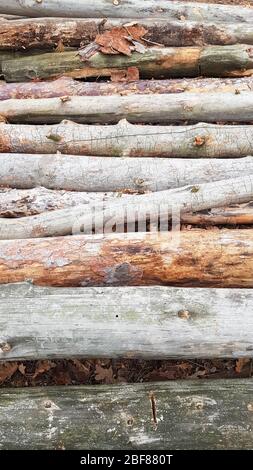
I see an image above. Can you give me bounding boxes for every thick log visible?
[2,45,253,82]
[1,153,252,192]
[1,121,253,158]
[1,0,253,22]
[0,229,252,287]
[1,92,253,124]
[2,17,253,51]
[1,176,253,239]
[0,77,253,101]
[1,380,253,449]
[1,283,253,361]
[1,187,253,225]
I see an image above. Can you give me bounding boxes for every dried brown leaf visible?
[0,362,18,384]
[33,360,56,379]
[235,358,250,373]
[95,364,114,383]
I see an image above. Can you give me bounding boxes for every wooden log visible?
[1,91,253,124]
[0,77,253,101]
[1,282,253,361]
[1,121,253,158]
[0,187,126,217]
[1,187,253,225]
[1,0,253,22]
[1,153,252,192]
[2,17,253,51]
[1,176,253,240]
[2,45,253,82]
[1,380,253,449]
[0,229,252,287]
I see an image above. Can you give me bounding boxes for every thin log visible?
[1,282,253,361]
[1,92,253,124]
[0,229,252,287]
[0,77,253,101]
[1,175,253,239]
[1,121,253,158]
[1,0,253,22]
[2,17,253,51]
[0,187,126,217]
[1,187,253,225]
[1,380,253,449]
[1,153,253,192]
[2,45,253,82]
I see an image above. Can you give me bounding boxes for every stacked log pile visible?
[0,0,253,450]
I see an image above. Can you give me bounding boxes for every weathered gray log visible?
[2,17,253,51]
[1,0,253,22]
[1,176,253,239]
[1,121,253,158]
[0,229,252,287]
[1,187,253,225]
[2,282,253,361]
[0,187,127,217]
[2,45,253,82]
[1,153,253,192]
[1,76,253,101]
[1,92,253,124]
[1,380,253,450]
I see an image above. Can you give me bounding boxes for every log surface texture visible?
[1,0,253,22]
[1,283,253,361]
[1,121,253,158]
[0,230,251,287]
[1,380,253,449]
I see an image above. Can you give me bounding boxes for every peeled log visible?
[1,283,253,361]
[1,187,253,225]
[1,0,253,22]
[1,121,253,158]
[2,45,253,82]
[1,176,253,239]
[0,230,252,287]
[0,77,253,101]
[2,17,253,51]
[1,153,253,192]
[1,92,253,124]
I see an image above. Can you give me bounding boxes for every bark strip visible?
[2,45,253,82]
[0,229,252,287]
[1,283,253,361]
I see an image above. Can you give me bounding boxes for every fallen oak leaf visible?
[235,358,250,373]
[0,362,18,384]
[33,360,56,379]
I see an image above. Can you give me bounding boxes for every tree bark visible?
[1,77,253,101]
[1,282,253,361]
[0,229,252,287]
[1,187,253,225]
[1,175,253,240]
[1,121,253,158]
[1,380,253,449]
[2,17,253,51]
[1,0,253,22]
[2,45,253,82]
[1,153,253,192]
[1,92,253,124]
